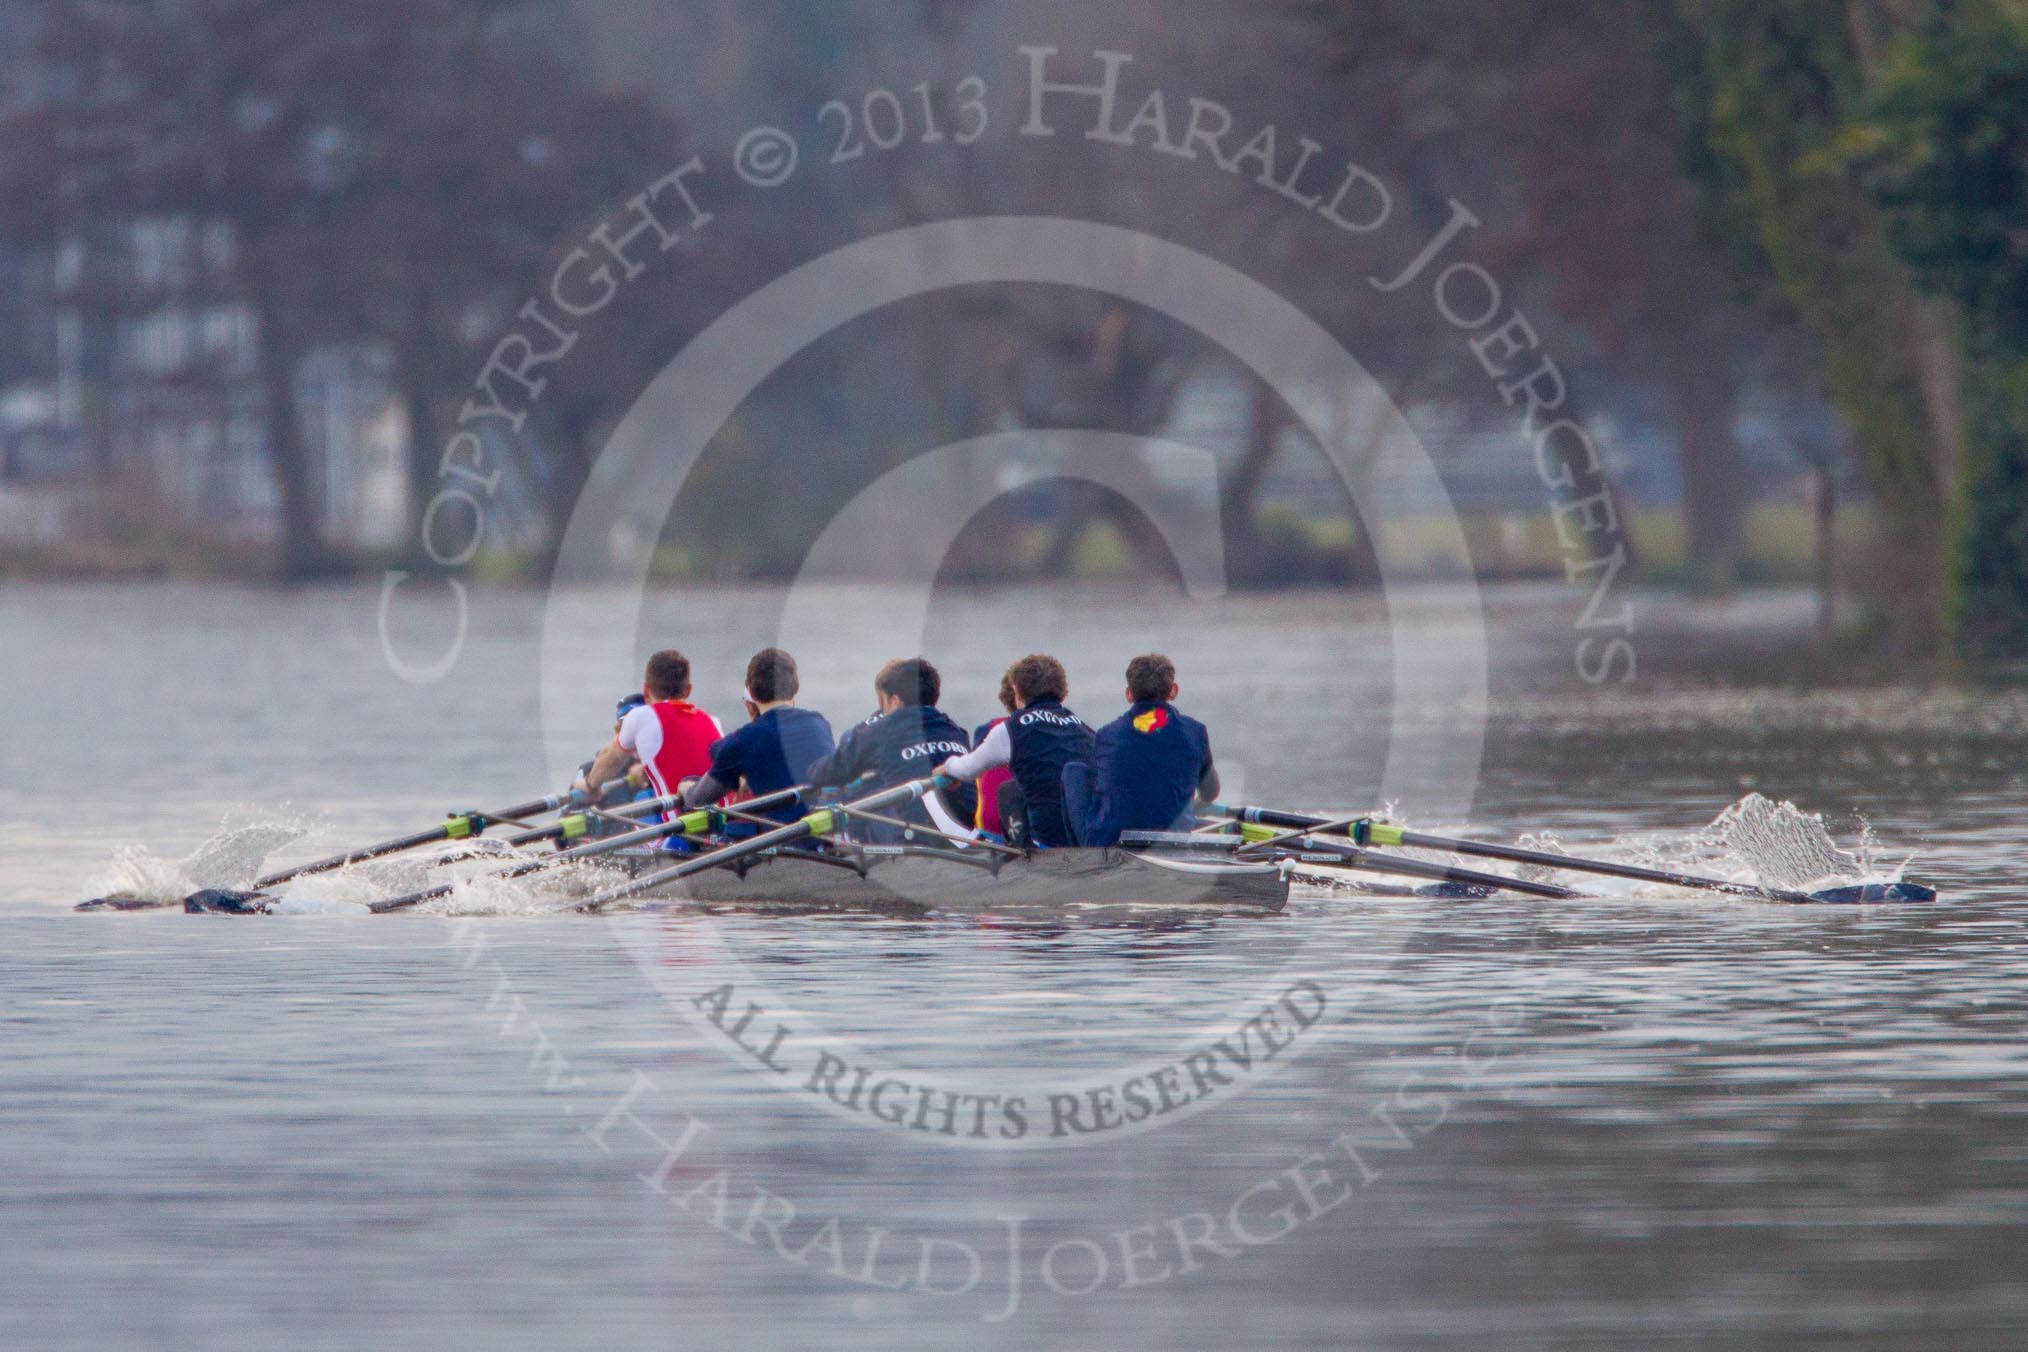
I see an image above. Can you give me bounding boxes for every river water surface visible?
[2,581,2022,1349]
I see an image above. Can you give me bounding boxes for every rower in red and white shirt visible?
[582,649,724,801]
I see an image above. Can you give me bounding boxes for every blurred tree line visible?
[1658,0,2028,659]
[0,0,2020,661]
[0,0,711,579]
[1313,0,2028,658]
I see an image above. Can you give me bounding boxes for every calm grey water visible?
[2,581,2023,1350]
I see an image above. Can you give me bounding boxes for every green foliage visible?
[1861,5,2028,657]
[1663,0,2028,658]
[1865,8,2028,348]
[1948,354,2028,656]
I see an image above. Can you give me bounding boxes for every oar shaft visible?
[258,774,661,889]
[1396,829,1815,903]
[501,789,678,849]
[821,803,1025,859]
[371,786,808,913]
[256,793,573,887]
[577,777,945,912]
[1274,835,1580,899]
[1217,805,1818,906]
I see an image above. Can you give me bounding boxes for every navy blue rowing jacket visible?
[1005,699,1095,847]
[806,705,978,826]
[1081,700,1217,847]
[705,705,835,822]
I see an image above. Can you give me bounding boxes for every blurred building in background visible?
[0,218,406,550]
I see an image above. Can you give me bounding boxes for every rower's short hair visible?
[1125,653,1176,704]
[997,671,1018,713]
[1006,654,1068,706]
[746,647,799,703]
[875,657,939,707]
[644,650,692,701]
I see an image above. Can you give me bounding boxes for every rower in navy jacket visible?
[805,657,978,836]
[1072,653,1220,847]
[937,654,1095,848]
[681,647,834,824]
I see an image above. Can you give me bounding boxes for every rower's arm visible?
[583,736,632,795]
[682,772,732,808]
[939,721,1010,781]
[683,727,748,809]
[1196,748,1221,806]
[803,720,867,790]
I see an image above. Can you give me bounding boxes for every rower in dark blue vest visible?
[681,647,834,824]
[1073,653,1220,847]
[938,654,1094,848]
[805,657,978,837]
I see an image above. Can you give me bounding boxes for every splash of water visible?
[84,820,308,903]
[178,822,310,889]
[430,857,621,916]
[1392,796,1909,898]
[76,807,659,915]
[236,840,614,917]
[85,845,203,905]
[1705,793,1865,890]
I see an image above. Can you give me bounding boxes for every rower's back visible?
[806,658,978,831]
[623,653,724,798]
[1000,655,1095,848]
[1081,654,1217,848]
[705,648,835,822]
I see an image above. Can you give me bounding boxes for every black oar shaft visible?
[256,773,662,890]
[1272,835,1580,899]
[1400,830,1816,904]
[1219,805,1820,906]
[816,804,1026,859]
[369,786,808,914]
[577,777,945,913]
[254,792,567,888]
[500,790,677,849]
[253,806,522,888]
